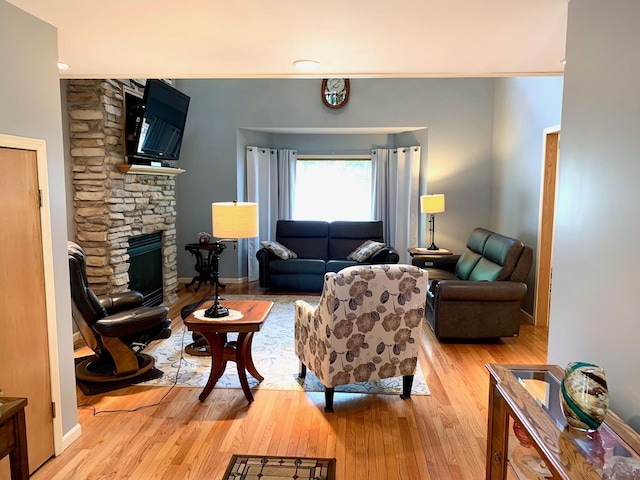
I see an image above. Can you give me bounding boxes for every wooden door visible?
[0,147,55,477]
[534,128,560,328]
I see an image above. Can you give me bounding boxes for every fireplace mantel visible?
[116,164,185,176]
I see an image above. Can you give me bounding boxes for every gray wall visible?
[548,0,640,428]
[0,1,78,435]
[174,78,496,281]
[492,76,564,312]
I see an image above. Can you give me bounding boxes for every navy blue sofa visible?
[256,220,399,291]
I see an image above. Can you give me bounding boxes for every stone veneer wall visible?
[67,79,178,305]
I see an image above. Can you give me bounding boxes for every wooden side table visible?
[183,299,273,404]
[0,397,29,480]
[407,247,453,257]
[184,243,226,292]
[407,247,452,257]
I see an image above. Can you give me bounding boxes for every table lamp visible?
[420,194,445,251]
[204,201,258,318]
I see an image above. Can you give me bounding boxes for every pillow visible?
[347,240,386,263]
[261,240,298,260]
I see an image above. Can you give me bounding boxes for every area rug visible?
[222,455,335,480]
[142,295,430,395]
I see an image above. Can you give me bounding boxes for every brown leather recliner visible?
[412,228,533,341]
[68,241,171,382]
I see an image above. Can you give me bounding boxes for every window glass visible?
[293,159,372,221]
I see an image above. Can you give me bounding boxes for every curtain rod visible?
[297,154,371,160]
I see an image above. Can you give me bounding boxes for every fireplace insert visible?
[127,231,163,306]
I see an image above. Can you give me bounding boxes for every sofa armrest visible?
[435,280,527,302]
[412,254,460,271]
[98,291,143,314]
[256,247,278,288]
[369,246,399,264]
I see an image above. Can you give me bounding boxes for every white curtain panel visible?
[246,147,297,281]
[277,149,297,220]
[371,146,421,263]
[246,146,277,281]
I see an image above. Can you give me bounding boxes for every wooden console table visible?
[0,397,29,480]
[486,364,640,479]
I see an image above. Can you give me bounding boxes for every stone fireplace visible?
[67,79,178,305]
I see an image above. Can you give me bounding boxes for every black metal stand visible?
[184,243,227,293]
[203,241,230,318]
[427,213,439,250]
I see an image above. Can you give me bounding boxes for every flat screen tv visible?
[127,80,190,163]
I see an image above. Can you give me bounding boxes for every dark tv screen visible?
[132,80,190,162]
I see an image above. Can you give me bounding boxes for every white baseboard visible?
[58,422,82,454]
[521,309,534,325]
[221,276,250,284]
[178,276,250,285]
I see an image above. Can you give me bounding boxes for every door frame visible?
[0,133,67,455]
[534,125,560,328]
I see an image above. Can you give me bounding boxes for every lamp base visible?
[204,302,229,318]
[427,243,439,251]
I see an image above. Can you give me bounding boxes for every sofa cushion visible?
[454,228,493,279]
[276,220,329,260]
[468,257,503,281]
[328,221,385,259]
[454,250,483,280]
[467,228,493,253]
[269,258,326,275]
[260,240,298,260]
[426,269,459,282]
[481,233,524,281]
[346,240,386,262]
[326,259,358,273]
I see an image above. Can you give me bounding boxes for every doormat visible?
[74,356,164,395]
[222,455,335,480]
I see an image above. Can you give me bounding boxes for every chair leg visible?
[324,387,335,413]
[299,362,307,379]
[400,374,414,400]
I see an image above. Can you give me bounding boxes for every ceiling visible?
[9,0,569,79]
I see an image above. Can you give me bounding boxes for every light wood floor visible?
[32,282,547,480]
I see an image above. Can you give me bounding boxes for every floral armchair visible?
[294,264,428,412]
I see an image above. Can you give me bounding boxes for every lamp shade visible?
[212,202,258,239]
[420,194,445,214]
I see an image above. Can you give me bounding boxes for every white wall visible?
[548,0,640,428]
[492,76,564,312]
[0,1,78,436]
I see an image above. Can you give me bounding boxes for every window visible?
[293,158,371,221]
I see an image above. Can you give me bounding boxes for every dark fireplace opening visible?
[127,231,163,306]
